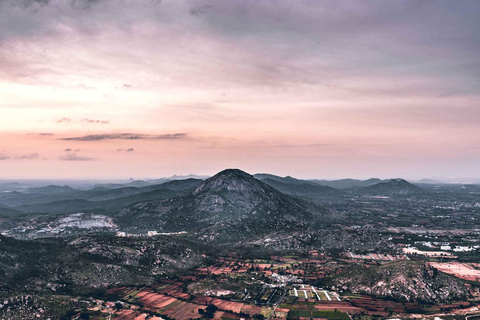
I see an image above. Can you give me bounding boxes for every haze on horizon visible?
[0,0,479,180]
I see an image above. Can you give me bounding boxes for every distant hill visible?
[260,178,339,199]
[0,179,202,213]
[361,178,426,195]
[254,173,319,186]
[165,174,210,180]
[415,179,444,184]
[309,178,384,189]
[10,179,203,214]
[24,185,77,194]
[117,169,334,240]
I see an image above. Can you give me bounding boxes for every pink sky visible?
[0,0,479,179]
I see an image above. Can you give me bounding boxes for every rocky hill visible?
[361,178,426,195]
[333,261,470,303]
[116,169,334,240]
[309,178,384,189]
[0,234,206,296]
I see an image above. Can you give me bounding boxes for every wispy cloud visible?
[15,152,40,160]
[81,118,110,124]
[57,118,71,123]
[116,148,134,152]
[59,153,95,161]
[64,148,72,151]
[60,133,187,141]
[0,154,10,160]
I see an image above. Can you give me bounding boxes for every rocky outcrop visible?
[334,261,471,303]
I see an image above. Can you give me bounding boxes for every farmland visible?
[66,248,480,320]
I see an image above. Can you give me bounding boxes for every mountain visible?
[309,178,384,189]
[166,174,210,180]
[361,178,426,195]
[253,173,289,182]
[116,169,333,240]
[79,179,202,201]
[259,178,339,199]
[24,185,77,194]
[93,178,171,189]
[415,179,444,184]
[0,179,203,214]
[254,173,322,186]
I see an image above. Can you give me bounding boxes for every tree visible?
[201,304,217,319]
[206,304,218,313]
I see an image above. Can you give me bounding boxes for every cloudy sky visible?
[0,0,479,179]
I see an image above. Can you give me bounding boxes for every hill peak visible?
[193,169,262,195]
[363,178,425,195]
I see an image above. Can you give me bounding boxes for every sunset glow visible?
[1,0,479,179]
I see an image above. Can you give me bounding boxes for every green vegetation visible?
[288,310,349,320]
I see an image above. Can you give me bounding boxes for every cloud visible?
[27,132,55,136]
[61,133,187,141]
[0,154,10,160]
[59,153,95,161]
[15,152,40,160]
[116,148,134,152]
[122,84,132,88]
[56,118,110,124]
[81,118,110,124]
[64,148,72,151]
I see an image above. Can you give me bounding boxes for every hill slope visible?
[333,261,470,303]
[260,178,338,198]
[309,178,383,189]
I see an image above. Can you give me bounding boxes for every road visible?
[267,288,287,320]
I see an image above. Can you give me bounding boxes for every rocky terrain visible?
[333,261,471,303]
[0,233,207,296]
[244,228,397,253]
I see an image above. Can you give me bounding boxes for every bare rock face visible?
[49,213,117,231]
[54,213,117,230]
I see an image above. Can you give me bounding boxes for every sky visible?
[0,0,479,179]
